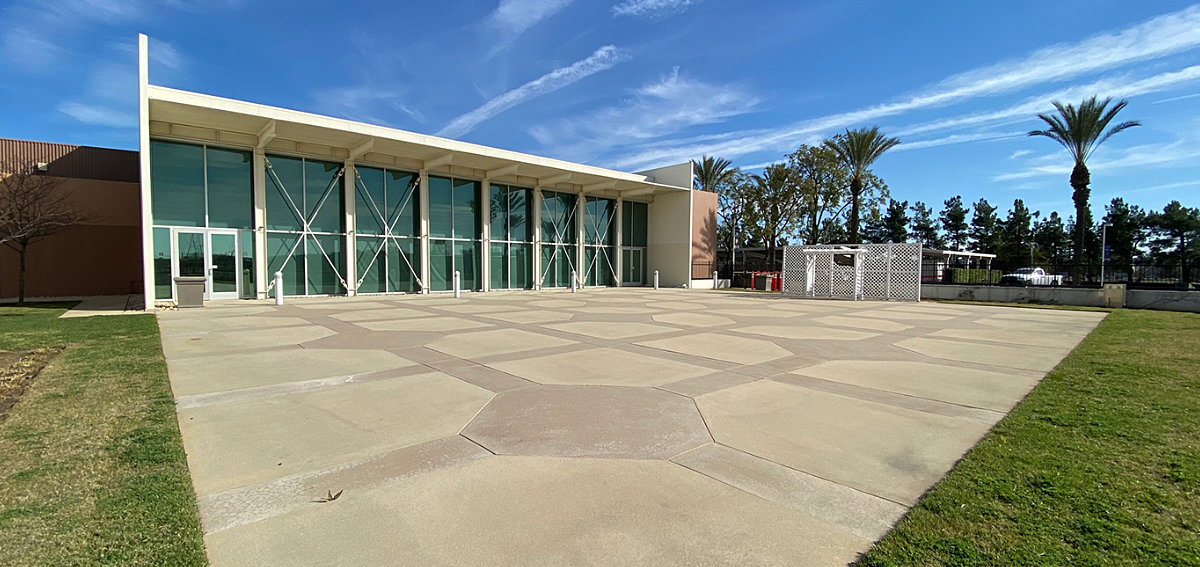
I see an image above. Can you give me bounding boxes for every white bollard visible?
[713,270,718,290]
[274,271,283,306]
[571,270,577,293]
[453,270,461,298]
[653,270,659,290]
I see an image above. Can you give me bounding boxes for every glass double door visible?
[174,229,241,300]
[622,247,645,285]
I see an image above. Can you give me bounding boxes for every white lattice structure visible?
[782,243,922,301]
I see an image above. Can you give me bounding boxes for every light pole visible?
[1100,222,1112,286]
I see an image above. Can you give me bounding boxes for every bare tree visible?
[0,160,88,303]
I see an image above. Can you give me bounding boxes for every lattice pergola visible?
[782,243,922,301]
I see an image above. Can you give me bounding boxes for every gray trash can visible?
[174,276,206,308]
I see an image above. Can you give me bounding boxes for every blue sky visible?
[2,0,1198,222]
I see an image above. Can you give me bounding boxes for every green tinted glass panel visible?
[388,171,418,238]
[306,160,343,234]
[512,243,531,289]
[430,239,452,291]
[389,238,419,293]
[240,230,255,298]
[153,227,172,300]
[357,236,385,294]
[510,188,530,242]
[150,141,205,227]
[210,233,238,293]
[557,246,573,288]
[585,197,614,245]
[266,155,305,231]
[456,240,480,291]
[490,242,507,289]
[206,147,252,229]
[176,232,205,277]
[453,179,479,240]
[355,166,387,236]
[622,202,633,245]
[489,184,507,241]
[429,176,453,239]
[267,232,304,296]
[631,201,648,247]
[307,234,344,295]
[540,245,554,287]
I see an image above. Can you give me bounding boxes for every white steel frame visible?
[352,167,422,293]
[263,154,349,296]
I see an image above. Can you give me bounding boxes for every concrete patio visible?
[157,289,1106,566]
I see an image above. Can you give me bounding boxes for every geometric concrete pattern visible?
[158,289,1105,566]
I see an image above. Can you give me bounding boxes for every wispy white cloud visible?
[895,66,1200,138]
[994,135,1200,181]
[892,131,1026,152]
[57,101,136,127]
[438,45,628,138]
[604,5,1200,169]
[531,68,759,162]
[1152,92,1200,104]
[1009,149,1034,160]
[1123,179,1200,194]
[612,0,698,18]
[313,84,425,126]
[485,0,574,56]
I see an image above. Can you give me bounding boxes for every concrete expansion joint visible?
[768,374,1006,418]
[705,441,911,508]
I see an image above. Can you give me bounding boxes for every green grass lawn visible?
[0,303,206,566]
[858,308,1200,566]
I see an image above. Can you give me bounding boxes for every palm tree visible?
[1029,96,1139,278]
[693,155,737,193]
[824,127,900,243]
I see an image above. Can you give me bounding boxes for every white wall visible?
[636,162,694,189]
[923,284,1200,313]
[1126,289,1200,312]
[646,190,693,287]
[922,285,1108,307]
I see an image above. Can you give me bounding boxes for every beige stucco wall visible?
[646,190,693,287]
[690,190,718,279]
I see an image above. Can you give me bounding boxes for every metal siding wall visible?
[0,138,138,183]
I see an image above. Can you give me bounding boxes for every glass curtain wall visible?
[429,176,481,291]
[622,201,649,285]
[355,167,421,293]
[539,190,577,288]
[149,140,255,300]
[489,184,533,290]
[583,196,616,286]
[265,154,346,296]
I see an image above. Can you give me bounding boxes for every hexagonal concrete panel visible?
[487,347,713,387]
[637,332,793,365]
[462,385,710,459]
[697,380,991,505]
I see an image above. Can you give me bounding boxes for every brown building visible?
[0,138,142,300]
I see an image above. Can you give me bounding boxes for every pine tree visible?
[909,201,942,248]
[969,198,1000,254]
[939,196,969,251]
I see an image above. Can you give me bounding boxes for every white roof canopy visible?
[146,85,690,197]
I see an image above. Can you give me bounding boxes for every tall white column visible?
[480,177,490,292]
[343,161,356,296]
[137,34,155,310]
[615,197,623,288]
[419,169,430,293]
[253,149,268,299]
[576,191,586,287]
[532,187,542,290]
